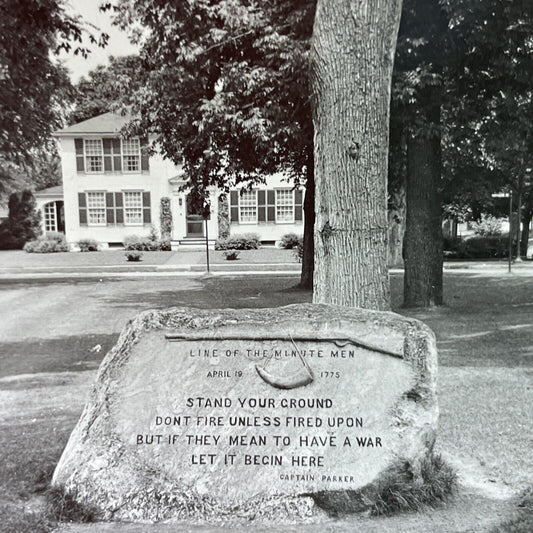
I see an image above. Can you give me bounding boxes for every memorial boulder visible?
[53,304,438,522]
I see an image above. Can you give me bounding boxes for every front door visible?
[186,195,205,237]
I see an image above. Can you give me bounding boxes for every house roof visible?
[35,185,63,197]
[53,112,133,136]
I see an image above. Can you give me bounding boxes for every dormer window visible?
[84,139,104,173]
[121,138,141,172]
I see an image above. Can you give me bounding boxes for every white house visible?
[52,113,304,249]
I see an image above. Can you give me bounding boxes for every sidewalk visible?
[0,248,302,280]
[0,249,532,281]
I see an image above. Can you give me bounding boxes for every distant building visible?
[52,113,304,249]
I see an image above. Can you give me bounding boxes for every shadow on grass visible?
[99,276,312,310]
[491,486,533,533]
[0,333,118,379]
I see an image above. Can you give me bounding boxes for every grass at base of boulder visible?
[45,485,97,523]
[0,502,54,533]
[370,454,457,516]
[491,486,533,533]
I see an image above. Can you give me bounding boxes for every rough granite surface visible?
[52,304,438,523]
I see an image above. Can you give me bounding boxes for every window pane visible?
[84,140,103,172]
[87,192,106,225]
[44,203,57,232]
[276,190,294,222]
[122,138,140,172]
[124,191,143,224]
[239,190,257,223]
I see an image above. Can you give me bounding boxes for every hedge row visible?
[444,236,510,259]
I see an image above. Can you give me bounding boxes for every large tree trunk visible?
[403,89,443,308]
[300,155,315,290]
[311,0,402,310]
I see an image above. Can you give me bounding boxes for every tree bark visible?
[403,89,443,308]
[300,154,315,290]
[311,0,402,310]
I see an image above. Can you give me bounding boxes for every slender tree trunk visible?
[311,0,402,310]
[300,154,315,290]
[520,205,532,257]
[388,183,406,267]
[403,88,443,308]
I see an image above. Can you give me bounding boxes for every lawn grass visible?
[0,271,531,530]
[492,487,533,532]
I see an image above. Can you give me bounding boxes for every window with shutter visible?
[123,191,143,225]
[238,190,258,223]
[121,138,141,172]
[86,192,106,225]
[275,189,295,223]
[84,140,104,173]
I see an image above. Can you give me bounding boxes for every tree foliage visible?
[109,0,314,198]
[71,55,148,124]
[0,0,108,165]
[0,142,62,196]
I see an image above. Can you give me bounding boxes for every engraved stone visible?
[52,304,438,522]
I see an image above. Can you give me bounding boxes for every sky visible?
[59,1,138,82]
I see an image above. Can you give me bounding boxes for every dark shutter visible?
[267,190,276,221]
[142,191,151,223]
[257,190,266,222]
[112,138,122,172]
[295,189,303,221]
[106,192,115,224]
[103,139,113,172]
[140,137,149,172]
[230,190,239,223]
[78,192,87,225]
[114,192,124,224]
[75,139,85,172]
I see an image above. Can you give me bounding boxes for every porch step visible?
[171,238,216,251]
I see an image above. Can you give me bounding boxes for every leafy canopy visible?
[107,0,314,208]
[0,0,108,164]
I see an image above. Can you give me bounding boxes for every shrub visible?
[442,236,462,252]
[123,235,160,251]
[77,238,99,252]
[0,190,41,249]
[215,233,261,250]
[455,235,509,259]
[44,231,65,243]
[279,233,302,249]
[370,454,457,516]
[23,233,68,253]
[217,195,230,239]
[223,250,240,260]
[159,238,171,251]
[159,197,172,239]
[471,214,503,237]
[125,250,143,262]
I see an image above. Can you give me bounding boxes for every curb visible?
[0,270,302,283]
